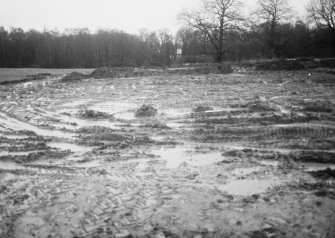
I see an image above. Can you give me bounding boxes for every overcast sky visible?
[0,0,310,34]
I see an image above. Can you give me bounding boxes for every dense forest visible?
[0,0,334,68]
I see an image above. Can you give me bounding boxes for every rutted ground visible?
[0,68,335,237]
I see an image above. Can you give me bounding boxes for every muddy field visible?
[0,69,94,83]
[0,67,335,238]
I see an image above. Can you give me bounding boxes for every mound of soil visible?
[62,72,88,82]
[99,133,127,141]
[78,109,112,119]
[135,105,157,117]
[90,67,113,79]
[303,103,333,113]
[89,65,233,80]
[171,65,233,75]
[216,65,234,74]
[319,58,335,68]
[290,151,335,163]
[256,60,305,71]
[193,65,233,74]
[308,168,335,179]
[143,122,170,129]
[192,105,213,112]
[242,101,275,112]
[90,67,137,79]
[314,68,335,74]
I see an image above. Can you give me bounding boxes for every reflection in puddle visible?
[218,178,282,196]
[152,146,223,168]
[302,162,335,172]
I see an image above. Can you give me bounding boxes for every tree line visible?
[178,0,335,62]
[0,0,334,68]
[0,28,176,68]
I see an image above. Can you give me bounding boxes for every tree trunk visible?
[269,17,277,57]
[217,17,225,62]
[216,52,223,62]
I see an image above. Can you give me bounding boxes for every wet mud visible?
[0,69,334,237]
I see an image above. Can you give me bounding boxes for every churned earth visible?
[0,67,335,238]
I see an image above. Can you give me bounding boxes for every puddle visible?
[116,111,136,121]
[217,178,282,196]
[0,161,25,170]
[0,112,75,139]
[47,142,93,153]
[0,150,46,157]
[2,134,30,140]
[161,108,192,119]
[272,122,335,129]
[152,146,224,168]
[88,102,137,120]
[259,160,279,167]
[166,122,184,129]
[301,162,335,172]
[166,121,193,131]
[74,118,122,129]
[232,167,262,176]
[151,135,166,141]
[62,99,92,108]
[222,144,335,154]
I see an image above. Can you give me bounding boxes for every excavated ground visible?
[0,69,335,238]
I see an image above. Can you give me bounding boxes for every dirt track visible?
[0,68,335,237]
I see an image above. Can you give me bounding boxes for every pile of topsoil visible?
[255,58,335,71]
[135,105,157,117]
[256,60,305,71]
[61,64,233,82]
[61,72,88,82]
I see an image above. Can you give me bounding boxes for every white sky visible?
[0,0,310,34]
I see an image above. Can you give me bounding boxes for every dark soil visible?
[61,71,88,82]
[135,105,158,117]
[0,67,334,238]
[256,60,305,71]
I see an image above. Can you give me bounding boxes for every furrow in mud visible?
[0,70,334,237]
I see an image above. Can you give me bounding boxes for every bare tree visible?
[254,0,293,56]
[178,0,244,62]
[307,0,335,37]
[158,29,176,65]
